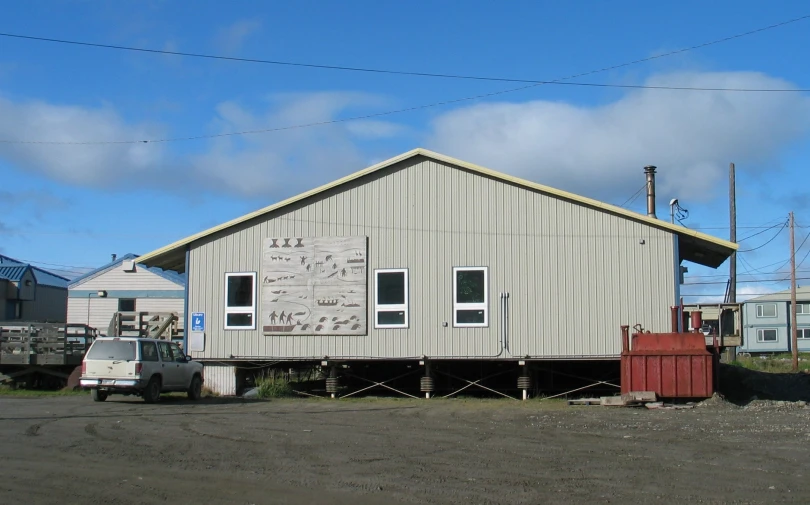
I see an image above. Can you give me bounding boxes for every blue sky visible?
[0,1,809,302]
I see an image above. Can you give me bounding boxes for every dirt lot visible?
[1,394,809,505]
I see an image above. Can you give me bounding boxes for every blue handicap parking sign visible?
[191,312,205,332]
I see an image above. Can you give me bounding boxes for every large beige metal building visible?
[137,148,736,396]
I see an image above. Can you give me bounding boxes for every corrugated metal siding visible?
[202,364,236,396]
[188,157,676,360]
[21,286,67,322]
[76,264,182,291]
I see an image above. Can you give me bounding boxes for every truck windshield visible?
[86,340,136,361]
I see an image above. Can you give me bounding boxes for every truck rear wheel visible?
[143,377,161,403]
[91,389,108,402]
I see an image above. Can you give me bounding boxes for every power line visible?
[8,257,97,270]
[2,14,809,146]
[685,269,810,279]
[680,293,783,297]
[737,220,788,252]
[738,221,791,242]
[2,14,809,90]
[684,277,810,286]
[618,184,646,208]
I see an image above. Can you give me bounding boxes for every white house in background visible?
[740,285,810,353]
[67,253,186,335]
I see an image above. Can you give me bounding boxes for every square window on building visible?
[756,303,777,318]
[118,298,136,312]
[756,328,778,343]
[796,304,810,315]
[453,267,488,327]
[375,269,408,328]
[798,328,810,340]
[225,272,256,330]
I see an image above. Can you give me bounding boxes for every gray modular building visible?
[137,149,737,395]
[740,286,810,353]
[0,255,69,323]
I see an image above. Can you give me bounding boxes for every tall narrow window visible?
[375,269,408,328]
[225,272,256,330]
[453,267,488,327]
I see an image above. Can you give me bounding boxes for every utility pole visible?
[729,163,736,304]
[727,163,737,362]
[790,211,798,372]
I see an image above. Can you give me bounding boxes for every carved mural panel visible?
[261,236,367,335]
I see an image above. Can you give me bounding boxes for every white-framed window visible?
[798,328,810,340]
[756,328,778,343]
[796,303,810,315]
[453,266,488,327]
[756,303,777,318]
[224,272,256,330]
[374,268,408,328]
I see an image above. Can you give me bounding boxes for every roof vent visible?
[644,165,657,219]
[122,259,136,272]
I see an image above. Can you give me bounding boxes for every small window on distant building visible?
[225,272,256,330]
[453,267,488,327]
[796,303,810,315]
[756,328,778,343]
[375,269,408,328]
[756,303,777,318]
[118,298,136,312]
[798,328,810,340]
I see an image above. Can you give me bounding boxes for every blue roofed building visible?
[67,253,187,336]
[0,255,69,322]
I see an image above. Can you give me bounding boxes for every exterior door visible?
[157,341,182,388]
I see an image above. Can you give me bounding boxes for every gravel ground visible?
[1,394,809,505]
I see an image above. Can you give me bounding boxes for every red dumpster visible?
[620,325,717,399]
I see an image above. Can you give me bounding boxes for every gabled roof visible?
[68,253,186,289]
[136,148,738,272]
[0,265,30,283]
[747,285,810,302]
[0,255,69,288]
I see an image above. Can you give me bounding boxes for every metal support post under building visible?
[517,361,531,400]
[420,360,434,399]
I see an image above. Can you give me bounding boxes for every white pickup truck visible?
[79,337,204,403]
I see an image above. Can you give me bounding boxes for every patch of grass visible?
[733,353,810,373]
[0,384,86,397]
[255,373,295,399]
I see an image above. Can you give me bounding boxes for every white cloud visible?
[190,92,401,197]
[215,19,262,54]
[0,95,168,187]
[426,71,810,204]
[0,91,402,198]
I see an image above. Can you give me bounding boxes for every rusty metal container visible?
[620,325,717,399]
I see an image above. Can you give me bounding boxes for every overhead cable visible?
[2,14,810,145]
[737,220,788,252]
[1,14,808,89]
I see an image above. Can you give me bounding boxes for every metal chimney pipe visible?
[111,254,117,262]
[644,165,657,218]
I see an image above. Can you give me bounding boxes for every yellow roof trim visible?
[136,148,737,266]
